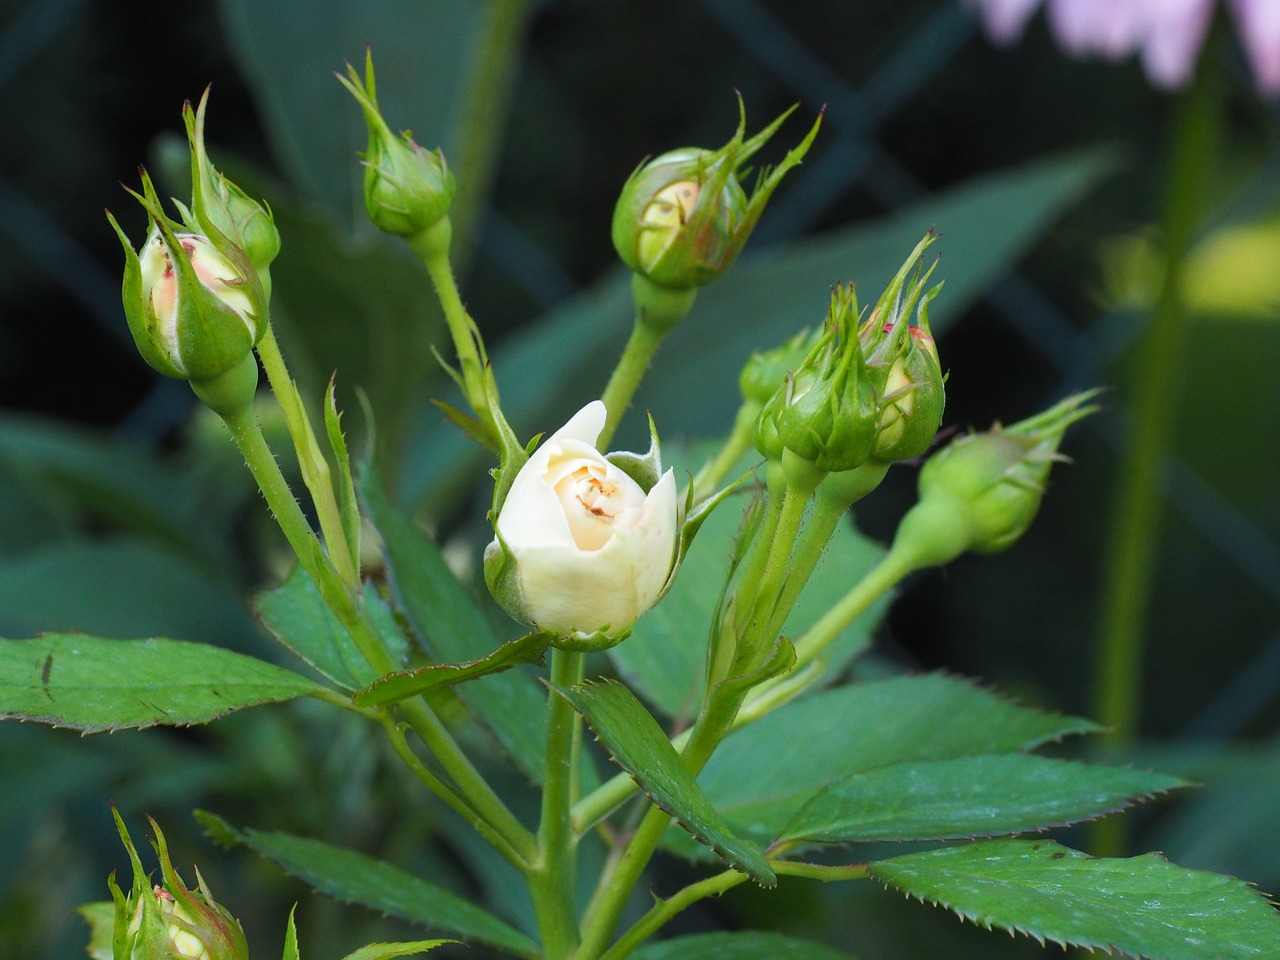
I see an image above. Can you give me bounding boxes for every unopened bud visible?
[109,172,266,383]
[184,88,280,276]
[612,100,820,290]
[891,391,1101,569]
[99,809,249,960]
[339,51,456,238]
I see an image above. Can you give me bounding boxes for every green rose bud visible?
[108,171,267,383]
[859,232,946,462]
[891,390,1102,568]
[91,810,249,960]
[183,88,281,278]
[870,323,945,461]
[338,50,456,238]
[766,285,878,474]
[612,100,821,290]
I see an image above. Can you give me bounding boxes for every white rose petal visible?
[493,401,678,639]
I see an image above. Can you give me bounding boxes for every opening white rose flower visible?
[487,401,678,645]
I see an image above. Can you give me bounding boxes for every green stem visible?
[596,870,749,960]
[380,714,530,870]
[529,649,585,960]
[409,218,493,429]
[577,716,726,958]
[1091,58,1218,858]
[256,326,360,588]
[764,492,848,641]
[787,546,914,672]
[597,276,697,448]
[735,476,812,672]
[220,403,336,590]
[398,696,538,865]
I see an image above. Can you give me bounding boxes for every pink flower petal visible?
[1046,0,1144,58]
[1140,0,1215,88]
[966,0,1046,44]
[1230,0,1280,94]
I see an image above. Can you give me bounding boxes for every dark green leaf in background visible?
[559,679,775,886]
[781,754,1188,844]
[361,464,548,781]
[869,838,1280,959]
[0,539,264,653]
[0,635,320,732]
[198,812,538,957]
[634,930,860,959]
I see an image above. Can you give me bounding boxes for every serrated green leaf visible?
[559,679,775,886]
[255,564,408,690]
[0,635,320,732]
[781,755,1188,844]
[869,838,1280,959]
[679,674,1099,854]
[197,813,536,957]
[360,462,547,781]
[633,930,859,959]
[354,631,551,706]
[338,941,453,960]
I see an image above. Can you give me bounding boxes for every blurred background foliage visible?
[1,1,1279,958]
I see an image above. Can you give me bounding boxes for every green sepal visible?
[605,412,664,492]
[280,906,301,960]
[183,87,281,273]
[106,209,184,380]
[324,377,361,573]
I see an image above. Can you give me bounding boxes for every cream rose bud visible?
[488,401,678,645]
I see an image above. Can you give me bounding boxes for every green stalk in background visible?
[1091,54,1219,858]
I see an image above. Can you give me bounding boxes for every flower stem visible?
[787,546,914,673]
[255,326,360,588]
[222,402,533,861]
[1091,58,1218,857]
[380,714,530,870]
[596,869,749,960]
[529,648,585,960]
[597,276,697,448]
[408,217,494,435]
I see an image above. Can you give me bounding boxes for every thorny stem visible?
[255,325,360,588]
[597,276,697,448]
[529,648,585,960]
